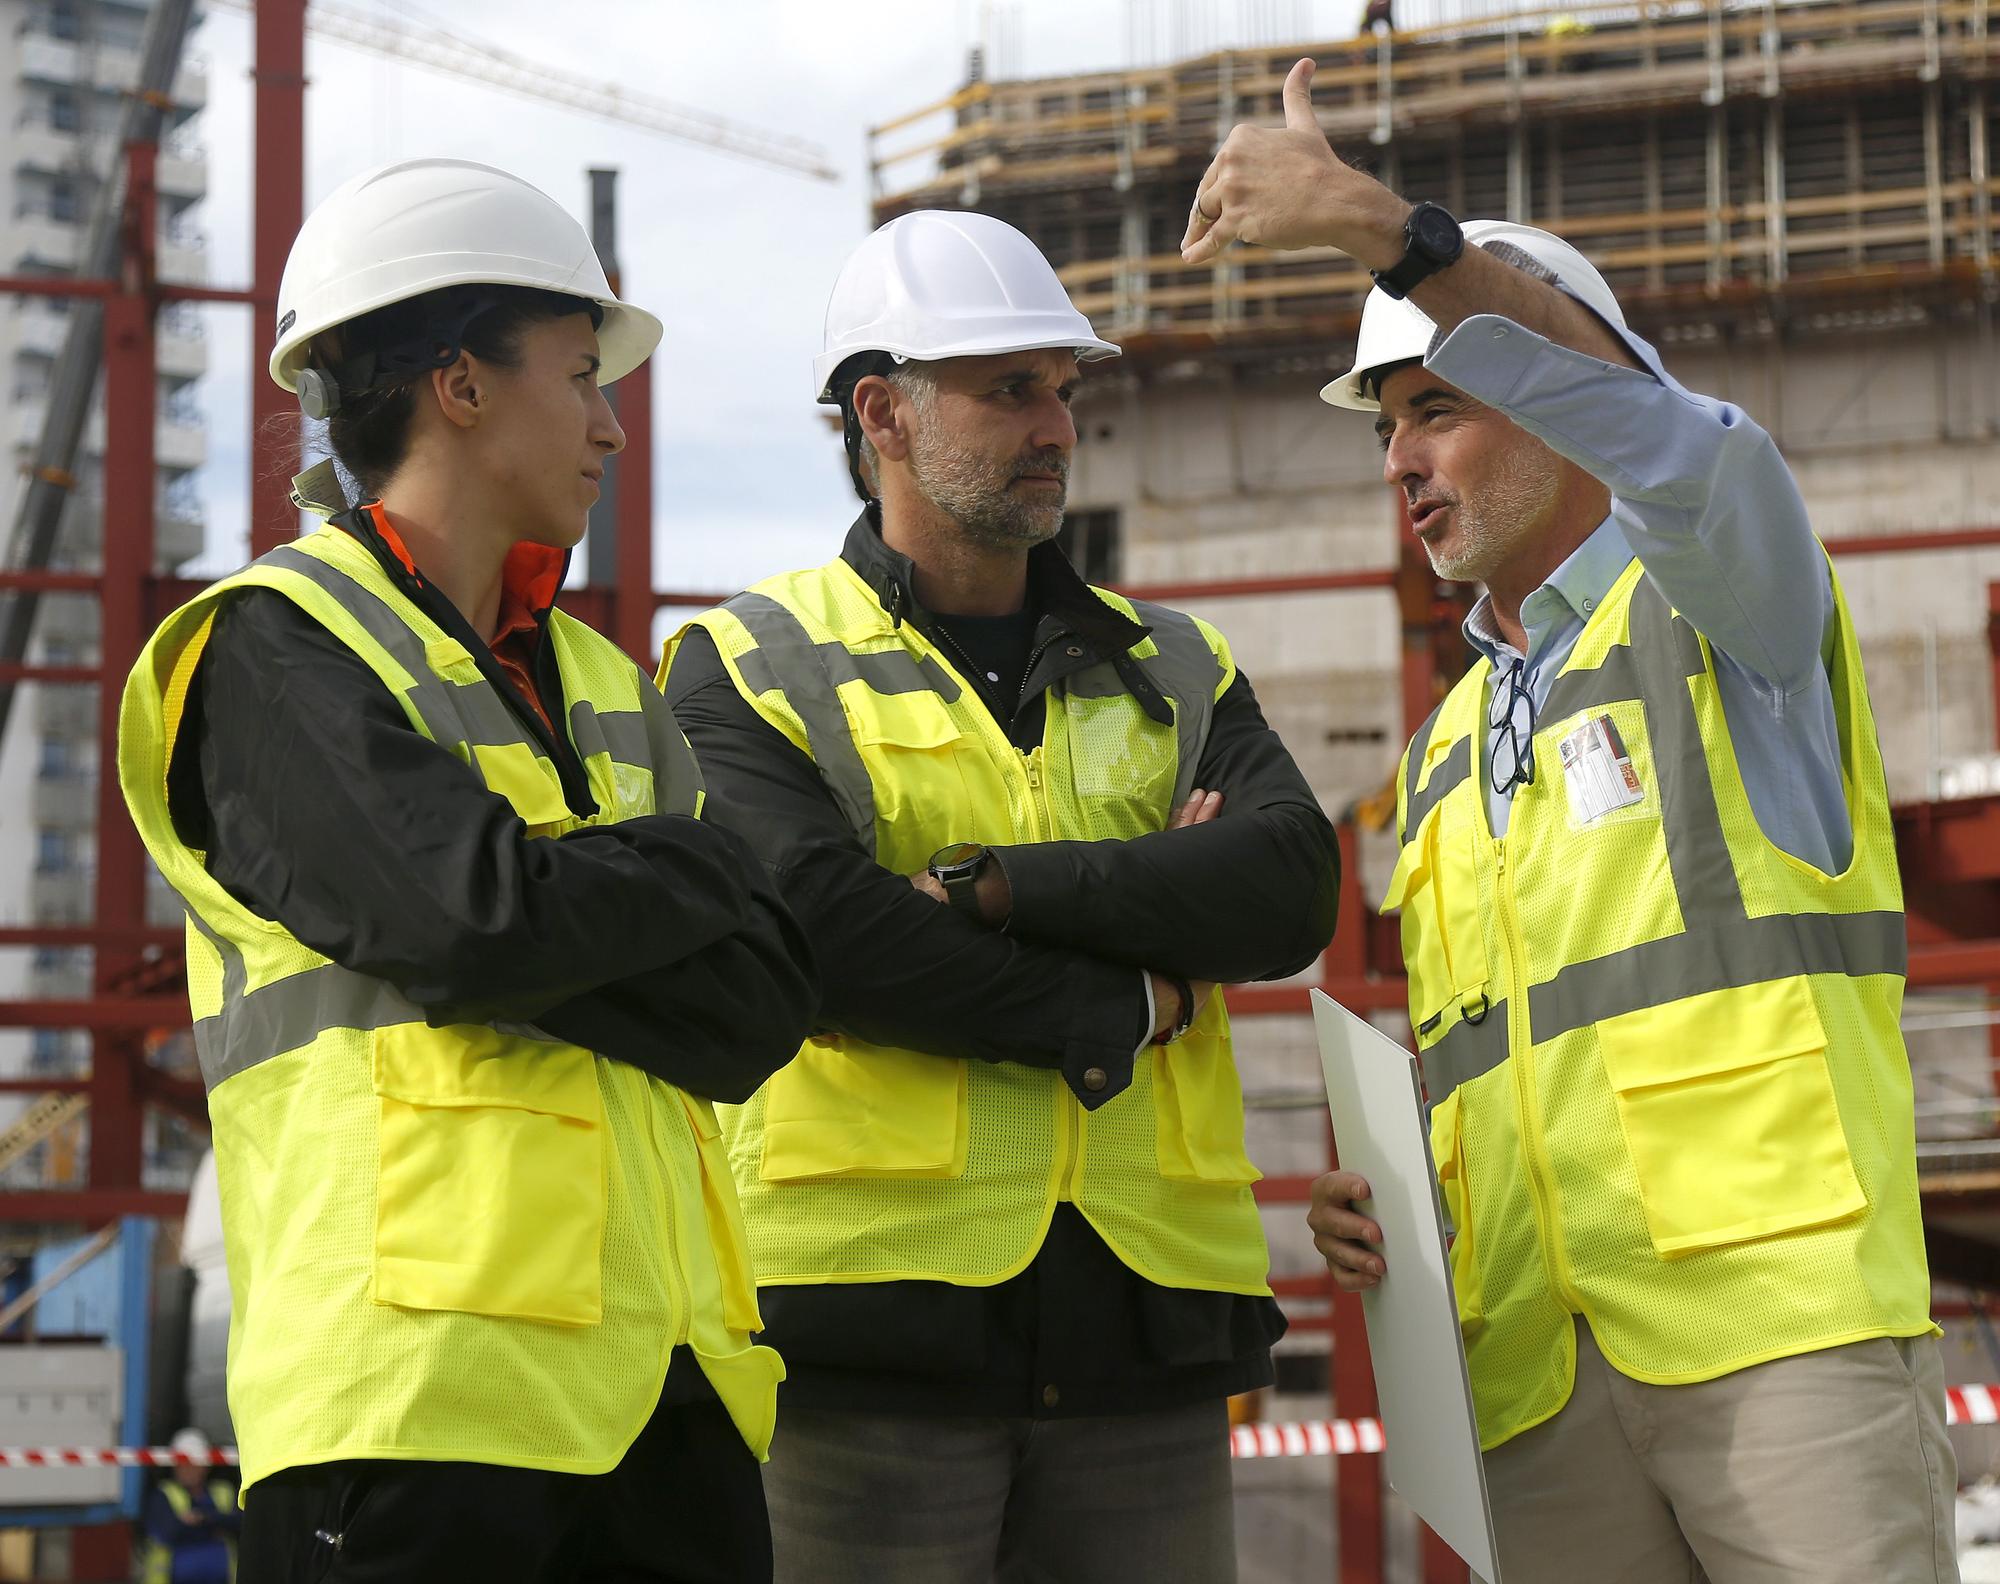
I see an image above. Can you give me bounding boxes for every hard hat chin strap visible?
[841,404,873,504]
[832,350,897,505]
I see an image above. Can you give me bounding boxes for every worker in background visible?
[660,209,1340,1584]
[117,159,816,1583]
[1188,60,1954,1583]
[139,1429,238,1584]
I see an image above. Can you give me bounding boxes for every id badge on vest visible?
[1558,713,1645,827]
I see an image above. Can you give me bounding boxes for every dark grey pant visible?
[762,1399,1238,1584]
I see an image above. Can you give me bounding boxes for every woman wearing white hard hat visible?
[117,158,815,1581]
[1196,59,1952,1584]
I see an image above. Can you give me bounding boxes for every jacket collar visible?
[334,500,571,627]
[837,504,1150,655]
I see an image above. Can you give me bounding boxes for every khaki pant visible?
[1484,1321,1958,1584]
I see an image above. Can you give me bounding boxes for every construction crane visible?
[206,0,840,182]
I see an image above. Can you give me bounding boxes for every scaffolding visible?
[874,0,1999,358]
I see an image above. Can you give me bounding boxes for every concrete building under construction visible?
[872,3,2000,1574]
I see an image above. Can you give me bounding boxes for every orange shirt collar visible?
[362,500,566,628]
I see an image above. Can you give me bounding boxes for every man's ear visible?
[853,374,912,465]
[432,353,482,431]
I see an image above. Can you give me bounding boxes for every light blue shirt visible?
[1425,313,1852,874]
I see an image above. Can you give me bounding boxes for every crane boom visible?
[209,0,839,182]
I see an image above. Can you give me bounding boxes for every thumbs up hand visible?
[1181,57,1412,267]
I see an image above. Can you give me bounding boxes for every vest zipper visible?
[1493,838,1584,1311]
[1016,630,1065,719]
[1023,744,1083,1201]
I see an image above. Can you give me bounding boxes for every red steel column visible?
[613,358,655,666]
[248,0,306,559]
[88,142,159,1203]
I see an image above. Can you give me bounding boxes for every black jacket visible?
[664,510,1339,1418]
[163,507,818,1105]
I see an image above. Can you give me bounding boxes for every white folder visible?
[1311,988,1502,1583]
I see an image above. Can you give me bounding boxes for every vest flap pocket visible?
[1154,1011,1261,1185]
[678,1093,764,1336]
[371,1021,603,1120]
[1386,812,1489,1046]
[1379,828,1430,913]
[473,741,573,828]
[760,1039,968,1182]
[846,687,960,749]
[1597,976,1866,1257]
[372,1023,606,1326]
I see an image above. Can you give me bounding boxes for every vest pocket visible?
[1153,1014,1261,1185]
[1429,1089,1485,1340]
[1383,807,1490,1049]
[760,1038,969,1182]
[1596,975,1867,1257]
[678,1093,765,1336]
[847,694,978,875]
[371,1023,607,1326]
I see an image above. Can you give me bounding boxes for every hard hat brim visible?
[814,330,1121,404]
[270,267,663,393]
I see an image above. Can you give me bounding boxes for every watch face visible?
[930,841,985,873]
[1415,205,1461,260]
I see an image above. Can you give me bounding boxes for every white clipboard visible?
[1311,989,1502,1584]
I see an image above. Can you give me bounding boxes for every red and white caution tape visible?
[11,1391,2000,1469]
[1230,1418,1385,1459]
[0,1447,238,1469]
[1950,1386,2000,1426]
[1232,1386,2000,1459]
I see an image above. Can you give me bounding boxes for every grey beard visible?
[909,437,1068,549]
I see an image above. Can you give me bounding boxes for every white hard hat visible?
[169,1427,211,1461]
[814,210,1120,403]
[269,158,663,397]
[1320,219,1626,411]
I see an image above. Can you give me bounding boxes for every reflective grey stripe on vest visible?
[1405,738,1470,841]
[721,593,878,848]
[567,693,702,818]
[1625,585,1744,923]
[1125,601,1224,810]
[1529,909,1907,1043]
[184,910,421,1090]
[1399,700,1448,846]
[630,691,705,819]
[1418,999,1510,1106]
[261,545,533,754]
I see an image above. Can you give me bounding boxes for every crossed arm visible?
[664,626,1339,1108]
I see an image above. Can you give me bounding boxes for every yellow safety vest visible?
[1385,556,1932,1451]
[118,524,780,1492]
[141,1478,236,1584]
[663,557,1273,1297]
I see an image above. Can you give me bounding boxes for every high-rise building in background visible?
[0,0,206,1187]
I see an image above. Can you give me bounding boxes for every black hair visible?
[313,284,601,500]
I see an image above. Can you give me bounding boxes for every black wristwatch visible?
[1371,201,1464,300]
[928,842,990,918]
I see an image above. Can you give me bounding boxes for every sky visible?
[184,0,1355,613]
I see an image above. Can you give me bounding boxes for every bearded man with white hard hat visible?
[661,210,1340,1582]
[1190,57,1955,1584]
